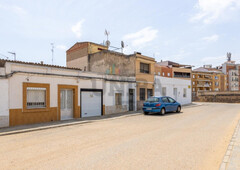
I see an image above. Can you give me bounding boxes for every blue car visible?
[142,96,181,115]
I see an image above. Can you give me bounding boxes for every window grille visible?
[140,88,145,100]
[27,87,46,108]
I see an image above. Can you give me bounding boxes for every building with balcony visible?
[222,53,240,91]
[156,61,192,80]
[192,65,227,95]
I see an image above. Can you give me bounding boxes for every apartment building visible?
[67,42,156,110]
[222,54,240,91]
[156,61,192,80]
[192,65,227,94]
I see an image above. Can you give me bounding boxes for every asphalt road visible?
[1,103,240,170]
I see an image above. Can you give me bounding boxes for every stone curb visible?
[219,120,240,170]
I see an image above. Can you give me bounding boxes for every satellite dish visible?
[121,41,124,48]
[105,40,111,47]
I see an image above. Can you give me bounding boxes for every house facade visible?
[66,42,156,110]
[156,61,192,80]
[222,60,240,91]
[154,76,192,105]
[0,60,137,128]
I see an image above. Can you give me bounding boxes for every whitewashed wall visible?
[154,76,192,105]
[0,79,9,127]
[6,62,136,112]
[104,81,136,111]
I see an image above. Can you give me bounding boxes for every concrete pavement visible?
[0,103,239,170]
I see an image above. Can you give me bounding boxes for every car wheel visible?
[144,112,149,115]
[176,106,181,113]
[160,108,165,115]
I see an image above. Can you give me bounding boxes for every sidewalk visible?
[220,120,240,170]
[0,111,141,136]
[0,103,201,136]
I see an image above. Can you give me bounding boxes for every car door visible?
[168,97,178,111]
[161,97,171,112]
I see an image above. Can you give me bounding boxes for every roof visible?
[156,60,192,68]
[89,49,136,58]
[193,67,223,74]
[67,42,107,53]
[0,59,82,71]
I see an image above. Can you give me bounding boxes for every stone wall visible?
[89,51,136,77]
[105,105,128,115]
[196,91,240,103]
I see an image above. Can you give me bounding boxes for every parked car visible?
[142,96,181,115]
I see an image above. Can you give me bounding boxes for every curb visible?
[0,113,141,136]
[219,120,240,170]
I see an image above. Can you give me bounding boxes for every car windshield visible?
[146,97,159,102]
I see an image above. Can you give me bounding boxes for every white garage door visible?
[81,91,102,118]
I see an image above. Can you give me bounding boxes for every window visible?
[183,88,187,97]
[167,73,170,77]
[193,82,195,85]
[193,88,195,92]
[158,72,160,75]
[115,93,122,105]
[215,82,219,86]
[162,72,165,76]
[146,97,159,102]
[147,89,153,99]
[193,75,195,78]
[23,83,50,112]
[162,97,169,103]
[162,87,166,96]
[174,72,191,78]
[140,88,145,101]
[168,97,176,103]
[27,87,46,109]
[140,63,150,74]
[215,76,218,80]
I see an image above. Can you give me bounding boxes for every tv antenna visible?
[8,51,16,60]
[104,29,110,47]
[121,41,124,53]
[0,53,9,59]
[51,43,54,65]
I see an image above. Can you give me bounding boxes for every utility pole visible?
[8,52,16,60]
[51,43,54,65]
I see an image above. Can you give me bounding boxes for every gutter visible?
[0,71,136,83]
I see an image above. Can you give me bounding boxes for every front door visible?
[129,89,134,111]
[173,88,178,101]
[60,89,73,120]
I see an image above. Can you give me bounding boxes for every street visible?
[1,103,240,170]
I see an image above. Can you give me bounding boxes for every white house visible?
[154,76,192,105]
[0,60,136,128]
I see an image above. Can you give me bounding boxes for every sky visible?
[1,0,240,68]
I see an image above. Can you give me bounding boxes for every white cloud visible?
[123,27,158,47]
[0,4,27,15]
[202,34,219,42]
[190,0,240,24]
[56,45,67,51]
[71,19,85,38]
